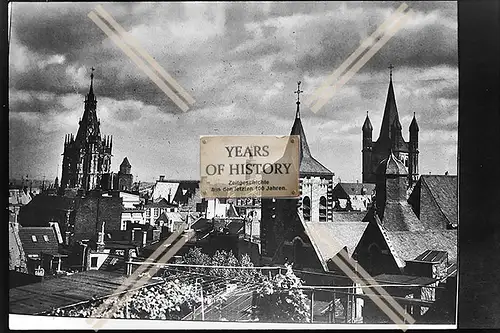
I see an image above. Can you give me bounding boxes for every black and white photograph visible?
[8,1,460,329]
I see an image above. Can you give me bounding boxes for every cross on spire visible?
[294,81,303,104]
[294,81,303,118]
[388,64,394,80]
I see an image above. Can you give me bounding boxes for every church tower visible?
[260,82,335,264]
[60,69,113,193]
[362,65,419,186]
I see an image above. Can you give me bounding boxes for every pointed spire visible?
[363,111,373,132]
[378,64,400,141]
[410,112,419,132]
[87,67,96,101]
[391,117,402,131]
[291,81,311,160]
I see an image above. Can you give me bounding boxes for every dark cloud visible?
[9,2,458,181]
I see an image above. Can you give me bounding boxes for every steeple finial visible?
[388,64,394,80]
[294,81,303,118]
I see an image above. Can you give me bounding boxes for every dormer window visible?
[31,235,37,242]
[43,235,49,242]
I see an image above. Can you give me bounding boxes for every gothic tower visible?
[362,65,419,186]
[362,111,373,183]
[115,157,133,191]
[60,69,113,193]
[260,82,335,264]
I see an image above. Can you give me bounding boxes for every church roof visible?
[289,103,333,177]
[377,76,401,141]
[377,151,408,175]
[120,157,131,167]
[362,113,373,131]
[381,201,425,231]
[410,113,419,132]
[75,71,101,144]
[421,175,458,228]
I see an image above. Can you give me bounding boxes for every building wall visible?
[73,196,122,242]
[299,176,333,222]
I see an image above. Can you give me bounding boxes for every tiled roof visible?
[9,270,159,315]
[373,274,436,286]
[24,194,76,211]
[380,228,457,269]
[146,197,177,208]
[227,221,244,235]
[151,182,180,202]
[377,151,408,175]
[120,157,131,167]
[18,227,59,256]
[413,249,448,263]
[382,201,424,231]
[335,182,376,196]
[302,219,369,271]
[422,175,458,227]
[331,211,368,222]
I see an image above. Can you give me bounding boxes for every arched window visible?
[368,243,382,275]
[319,196,327,222]
[293,237,304,269]
[303,196,311,221]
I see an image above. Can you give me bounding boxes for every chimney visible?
[142,231,147,247]
[159,175,165,182]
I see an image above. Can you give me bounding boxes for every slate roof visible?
[413,249,448,263]
[331,211,368,222]
[146,197,177,208]
[335,182,376,196]
[151,182,180,202]
[373,274,437,286]
[380,227,457,269]
[421,175,458,228]
[377,151,408,175]
[18,227,59,256]
[120,157,131,167]
[381,201,424,231]
[301,219,369,271]
[377,78,402,142]
[9,270,159,315]
[227,221,244,235]
[290,112,334,176]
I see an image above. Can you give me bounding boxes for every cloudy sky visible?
[9,1,457,183]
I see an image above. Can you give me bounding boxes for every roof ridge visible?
[378,223,404,269]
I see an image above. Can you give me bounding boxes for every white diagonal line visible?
[88,11,190,112]
[311,9,413,113]
[91,233,192,329]
[86,229,185,326]
[304,3,409,107]
[94,5,195,106]
[333,251,415,328]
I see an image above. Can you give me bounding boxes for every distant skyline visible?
[9,2,458,183]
